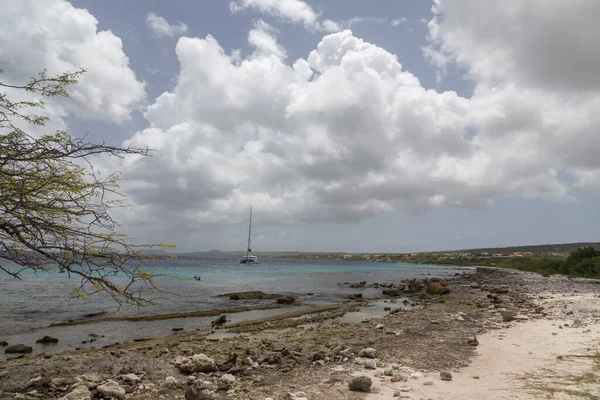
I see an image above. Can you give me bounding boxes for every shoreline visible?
[1,268,599,399]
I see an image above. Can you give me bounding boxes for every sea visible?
[0,256,462,360]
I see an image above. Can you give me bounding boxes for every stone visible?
[0,340,7,346]
[423,381,434,386]
[514,315,529,321]
[364,359,377,369]
[97,380,126,400]
[277,295,296,304]
[211,315,227,327]
[349,376,372,392]
[376,324,384,329]
[410,372,424,379]
[221,374,235,384]
[358,347,377,358]
[500,311,516,322]
[177,354,217,374]
[120,373,141,383]
[185,380,217,400]
[36,336,59,344]
[440,371,453,381]
[165,376,178,385]
[284,392,309,400]
[393,391,401,397]
[467,336,479,346]
[5,344,32,354]
[58,385,91,400]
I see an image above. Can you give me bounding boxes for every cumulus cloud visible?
[0,0,146,124]
[146,11,188,38]
[391,17,407,27]
[230,0,340,32]
[116,26,576,233]
[424,0,600,194]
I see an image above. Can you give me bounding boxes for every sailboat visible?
[239,206,259,264]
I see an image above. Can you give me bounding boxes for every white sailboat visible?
[239,206,259,264]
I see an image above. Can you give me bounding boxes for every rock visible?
[58,385,92,400]
[349,376,372,392]
[211,315,227,327]
[364,359,377,369]
[423,381,434,386]
[410,372,424,379]
[426,283,450,295]
[393,391,401,397]
[120,373,141,383]
[5,344,32,354]
[514,315,529,321]
[376,324,384,329]
[185,380,217,400]
[349,281,366,288]
[348,294,363,300]
[467,336,479,346]
[177,354,217,374]
[221,374,235,384]
[382,289,401,296]
[36,335,59,344]
[0,340,7,346]
[97,380,126,400]
[500,310,516,322]
[384,368,395,376]
[165,376,178,385]
[358,347,377,358]
[218,353,238,371]
[284,392,309,400]
[440,371,453,381]
[276,296,296,305]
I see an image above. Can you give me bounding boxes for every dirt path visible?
[364,293,600,400]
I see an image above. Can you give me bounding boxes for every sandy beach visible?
[1,268,599,400]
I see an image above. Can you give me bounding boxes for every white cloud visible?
[391,17,407,27]
[248,20,287,59]
[230,0,339,32]
[114,27,581,234]
[145,11,188,38]
[0,0,146,124]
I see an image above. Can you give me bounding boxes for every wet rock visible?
[36,335,59,344]
[172,327,184,331]
[185,379,217,400]
[382,289,401,296]
[0,340,7,346]
[5,344,32,354]
[350,281,366,288]
[97,380,126,400]
[358,347,377,358]
[276,296,296,305]
[467,336,479,346]
[349,376,372,392]
[440,371,453,381]
[211,315,227,327]
[348,294,363,300]
[58,385,92,400]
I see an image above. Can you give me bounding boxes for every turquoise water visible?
[0,256,458,354]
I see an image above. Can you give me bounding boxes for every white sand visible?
[361,293,600,399]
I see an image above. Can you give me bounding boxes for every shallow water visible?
[0,256,459,360]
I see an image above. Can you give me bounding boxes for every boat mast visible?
[246,206,252,258]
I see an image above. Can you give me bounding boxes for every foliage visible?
[0,68,175,306]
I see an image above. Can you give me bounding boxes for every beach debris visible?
[165,376,178,385]
[211,314,227,327]
[193,276,201,281]
[57,384,91,400]
[97,379,126,400]
[440,371,453,381]
[276,296,296,305]
[175,354,217,374]
[348,376,372,392]
[467,336,479,346]
[5,344,32,354]
[185,379,217,400]
[358,347,377,358]
[284,392,309,400]
[120,373,141,383]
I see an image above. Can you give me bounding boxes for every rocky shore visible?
[1,268,599,399]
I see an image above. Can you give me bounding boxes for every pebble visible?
[410,372,424,379]
[284,391,309,400]
[349,376,372,392]
[440,371,453,381]
[364,359,377,369]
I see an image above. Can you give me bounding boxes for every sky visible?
[0,0,599,253]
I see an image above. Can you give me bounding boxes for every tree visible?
[0,68,174,306]
[567,246,600,264]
